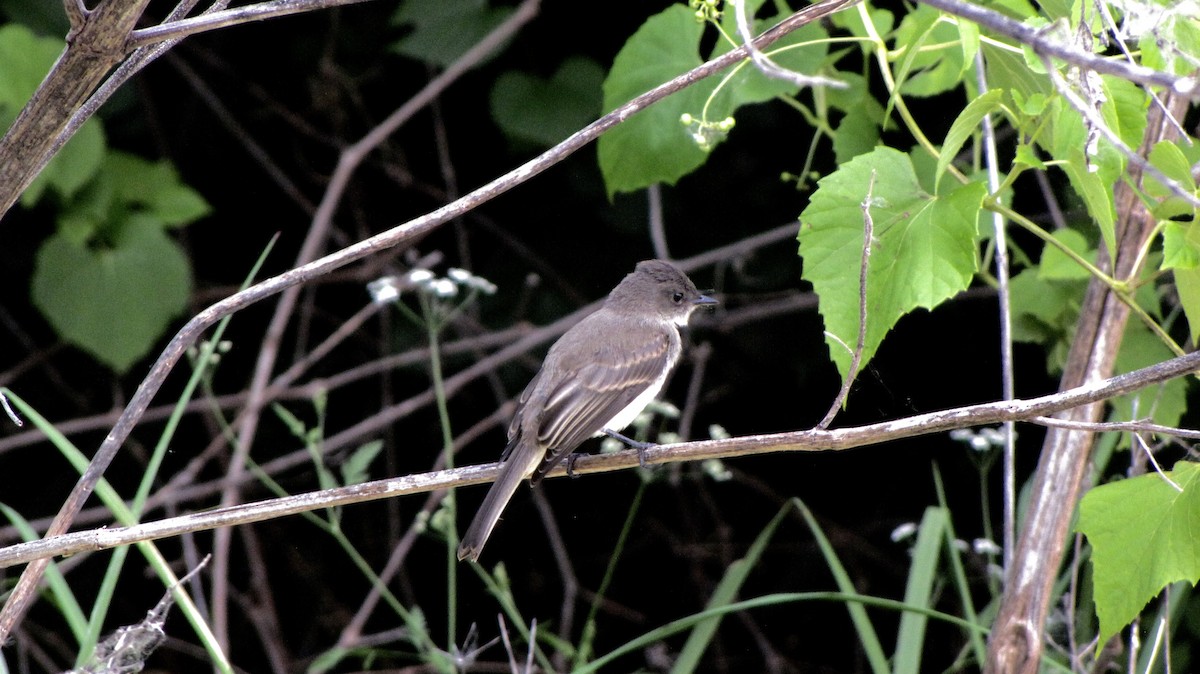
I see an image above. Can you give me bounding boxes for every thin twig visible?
[974,51,1018,575]
[128,0,380,48]
[916,0,1198,94]
[731,0,848,89]
[1133,433,1183,492]
[817,170,875,429]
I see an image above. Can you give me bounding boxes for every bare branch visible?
[129,0,381,48]
[2,343,1199,570]
[817,170,875,429]
[731,0,849,90]
[916,0,1198,94]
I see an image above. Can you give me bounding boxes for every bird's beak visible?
[693,294,718,306]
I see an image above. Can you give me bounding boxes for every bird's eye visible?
[672,291,684,303]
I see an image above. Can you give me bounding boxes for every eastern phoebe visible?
[457,259,716,562]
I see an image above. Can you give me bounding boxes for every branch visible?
[730,0,849,89]
[0,0,153,218]
[128,0,380,48]
[915,0,1198,94]
[2,344,1199,569]
[817,170,874,429]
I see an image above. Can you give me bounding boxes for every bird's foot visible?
[602,429,657,468]
[565,452,585,478]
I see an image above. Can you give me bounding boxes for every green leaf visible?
[1008,268,1081,364]
[1077,461,1200,642]
[936,89,1004,190]
[1147,140,1199,220]
[598,6,708,197]
[828,73,883,163]
[1175,265,1200,346]
[31,216,192,372]
[798,147,985,378]
[340,440,384,486]
[598,3,828,197]
[1060,157,1116,258]
[1038,228,1094,280]
[1113,319,1185,429]
[893,5,967,98]
[834,104,882,163]
[1165,138,1200,344]
[389,0,513,68]
[103,152,211,226]
[0,24,61,109]
[1103,76,1148,149]
[490,57,603,147]
[1163,221,1200,270]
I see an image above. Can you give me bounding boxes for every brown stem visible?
[984,92,1189,674]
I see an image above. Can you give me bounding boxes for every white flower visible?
[367,276,402,304]
[407,269,434,284]
[890,522,918,542]
[430,278,458,298]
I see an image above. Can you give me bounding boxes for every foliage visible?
[596,0,1200,667]
[2,0,1200,671]
[1077,461,1200,643]
[0,24,207,372]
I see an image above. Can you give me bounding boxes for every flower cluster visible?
[679,112,736,152]
[689,0,721,22]
[949,426,1009,452]
[367,267,497,306]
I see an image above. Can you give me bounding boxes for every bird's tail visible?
[457,440,536,562]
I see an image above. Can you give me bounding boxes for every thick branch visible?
[984,92,1190,674]
[0,0,152,218]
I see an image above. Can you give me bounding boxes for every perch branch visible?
[2,344,1199,569]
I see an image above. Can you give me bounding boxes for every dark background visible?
[0,1,1068,671]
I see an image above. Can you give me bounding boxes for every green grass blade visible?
[794,498,890,674]
[671,502,791,674]
[577,591,991,674]
[0,504,88,642]
[893,506,947,674]
[932,466,989,666]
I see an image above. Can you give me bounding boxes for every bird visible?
[457,259,717,562]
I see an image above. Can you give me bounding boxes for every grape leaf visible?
[31,216,192,372]
[798,147,985,378]
[1077,461,1200,642]
[598,3,827,197]
[390,0,513,68]
[490,57,603,148]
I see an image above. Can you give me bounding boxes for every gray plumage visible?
[457,260,715,562]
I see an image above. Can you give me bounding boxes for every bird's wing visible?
[500,368,542,462]
[530,326,674,483]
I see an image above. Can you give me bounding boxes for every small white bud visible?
[367,276,402,304]
[890,522,918,542]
